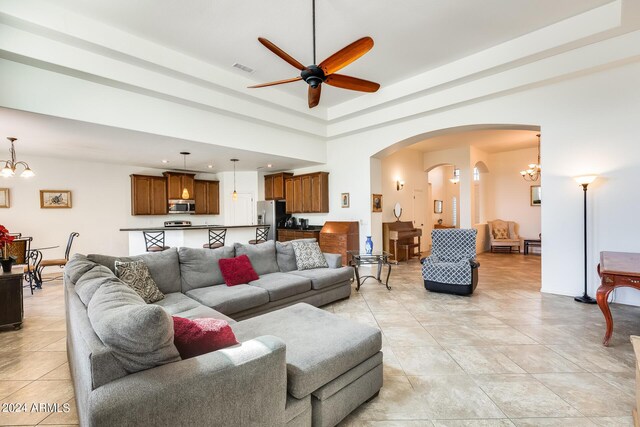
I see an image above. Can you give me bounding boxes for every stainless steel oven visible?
[168,199,195,214]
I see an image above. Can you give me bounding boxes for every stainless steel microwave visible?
[168,199,195,214]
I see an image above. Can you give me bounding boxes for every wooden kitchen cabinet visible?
[194,179,220,215]
[285,172,329,214]
[265,172,293,200]
[163,172,195,200]
[131,174,168,215]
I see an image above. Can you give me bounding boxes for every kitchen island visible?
[120,224,262,255]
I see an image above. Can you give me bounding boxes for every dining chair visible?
[143,231,169,252]
[7,236,40,294]
[36,232,80,286]
[203,228,226,249]
[249,226,270,245]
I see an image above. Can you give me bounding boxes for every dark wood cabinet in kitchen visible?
[194,179,220,215]
[0,268,24,329]
[265,172,293,201]
[284,172,329,214]
[131,174,168,215]
[163,172,196,200]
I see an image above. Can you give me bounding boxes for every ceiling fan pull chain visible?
[312,0,316,65]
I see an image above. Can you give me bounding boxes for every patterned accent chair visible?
[487,219,521,253]
[421,229,480,296]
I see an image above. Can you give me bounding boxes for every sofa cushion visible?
[231,303,382,399]
[219,255,259,286]
[172,317,238,359]
[276,239,316,272]
[178,246,235,291]
[88,248,181,294]
[169,304,236,324]
[115,260,165,303]
[234,241,279,276]
[288,267,354,290]
[87,280,180,374]
[151,292,201,315]
[185,284,269,315]
[75,265,117,305]
[65,254,97,284]
[291,241,328,270]
[249,272,312,301]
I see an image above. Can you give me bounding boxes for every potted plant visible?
[0,225,16,273]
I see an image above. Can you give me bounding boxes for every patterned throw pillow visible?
[493,227,509,240]
[291,241,329,270]
[115,260,165,303]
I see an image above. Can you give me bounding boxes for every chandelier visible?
[1,137,35,178]
[520,133,541,182]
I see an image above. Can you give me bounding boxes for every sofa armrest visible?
[323,253,342,268]
[86,336,287,427]
[470,259,480,269]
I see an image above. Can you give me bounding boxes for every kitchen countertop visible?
[119,224,261,231]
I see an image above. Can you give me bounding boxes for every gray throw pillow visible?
[234,241,279,276]
[291,241,328,270]
[275,238,317,272]
[88,280,180,374]
[115,260,165,304]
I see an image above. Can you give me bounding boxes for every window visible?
[452,196,457,227]
[473,167,480,181]
[454,168,460,179]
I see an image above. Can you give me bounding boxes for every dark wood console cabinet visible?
[0,268,24,329]
[319,221,359,266]
[277,229,321,242]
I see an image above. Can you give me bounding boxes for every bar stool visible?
[143,231,169,252]
[203,228,227,249]
[249,226,270,245]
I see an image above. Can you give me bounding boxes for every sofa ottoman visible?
[232,303,383,427]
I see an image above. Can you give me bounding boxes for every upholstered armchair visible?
[421,229,480,296]
[487,219,521,253]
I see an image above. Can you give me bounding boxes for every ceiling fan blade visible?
[258,37,306,71]
[325,74,380,92]
[248,76,302,88]
[319,37,374,75]
[308,85,321,108]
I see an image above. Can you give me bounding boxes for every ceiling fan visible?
[248,0,380,108]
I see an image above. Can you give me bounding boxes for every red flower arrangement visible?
[0,225,15,260]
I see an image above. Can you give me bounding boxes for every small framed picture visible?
[530,185,541,206]
[341,193,350,208]
[372,194,382,213]
[40,190,72,208]
[0,188,9,208]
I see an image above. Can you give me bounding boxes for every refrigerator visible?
[256,200,288,241]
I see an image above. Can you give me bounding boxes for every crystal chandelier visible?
[520,133,541,182]
[1,137,35,178]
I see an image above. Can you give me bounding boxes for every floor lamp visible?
[574,175,598,304]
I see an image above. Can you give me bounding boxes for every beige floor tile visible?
[39,398,78,425]
[40,338,67,352]
[432,421,515,427]
[511,418,596,426]
[40,363,71,381]
[0,380,31,400]
[0,352,68,381]
[446,346,525,375]
[589,416,635,426]
[495,345,584,374]
[394,346,464,376]
[472,374,580,418]
[0,380,74,425]
[534,373,635,417]
[408,375,506,419]
[383,326,439,347]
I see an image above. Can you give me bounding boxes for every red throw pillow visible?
[218,255,259,286]
[172,316,239,359]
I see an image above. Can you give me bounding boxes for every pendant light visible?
[1,137,35,178]
[180,151,191,200]
[520,134,542,181]
[231,158,239,201]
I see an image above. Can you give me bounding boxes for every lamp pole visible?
[574,176,597,304]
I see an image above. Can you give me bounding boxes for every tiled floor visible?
[1,252,638,426]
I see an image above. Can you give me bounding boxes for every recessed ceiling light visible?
[267,164,273,168]
[208,165,213,169]
[161,160,169,164]
[232,62,254,73]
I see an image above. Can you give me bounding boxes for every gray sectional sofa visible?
[64,240,383,427]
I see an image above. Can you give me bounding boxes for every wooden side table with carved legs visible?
[596,251,640,346]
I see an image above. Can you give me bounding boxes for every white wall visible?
[380,148,429,224]
[0,154,228,258]
[485,147,541,240]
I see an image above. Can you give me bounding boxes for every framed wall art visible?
[341,193,350,208]
[40,190,72,208]
[0,188,9,208]
[372,194,382,212]
[530,185,541,206]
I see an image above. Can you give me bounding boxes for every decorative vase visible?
[1,258,12,273]
[365,236,373,255]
